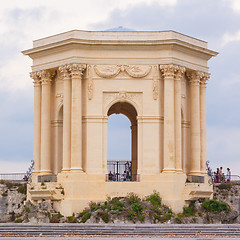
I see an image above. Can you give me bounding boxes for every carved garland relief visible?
[94,65,152,78]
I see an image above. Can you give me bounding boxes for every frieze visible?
[94,65,152,78]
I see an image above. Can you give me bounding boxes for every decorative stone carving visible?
[152,65,159,100]
[94,65,152,78]
[36,70,55,85]
[200,73,210,87]
[67,63,86,78]
[88,65,93,100]
[103,91,142,116]
[160,64,186,80]
[30,72,41,86]
[160,64,179,78]
[175,66,186,81]
[59,65,71,80]
[187,71,205,86]
[56,93,63,103]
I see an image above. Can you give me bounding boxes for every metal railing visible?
[186,175,205,183]
[0,173,26,183]
[106,174,139,182]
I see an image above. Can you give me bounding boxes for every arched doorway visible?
[107,102,138,181]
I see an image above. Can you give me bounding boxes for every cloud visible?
[222,30,240,46]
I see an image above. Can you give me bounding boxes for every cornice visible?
[22,38,218,60]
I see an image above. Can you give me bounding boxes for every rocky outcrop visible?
[0,182,26,222]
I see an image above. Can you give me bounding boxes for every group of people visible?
[208,167,231,183]
[108,170,131,181]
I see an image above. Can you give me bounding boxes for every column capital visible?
[67,63,87,78]
[187,71,204,86]
[30,72,41,86]
[200,73,210,87]
[59,65,71,80]
[175,66,186,81]
[37,70,54,85]
[160,64,178,79]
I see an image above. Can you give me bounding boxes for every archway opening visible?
[107,102,138,181]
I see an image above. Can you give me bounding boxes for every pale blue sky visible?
[0,0,240,175]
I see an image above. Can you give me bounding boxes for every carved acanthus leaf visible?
[30,72,41,86]
[160,64,179,78]
[37,70,55,85]
[67,63,86,78]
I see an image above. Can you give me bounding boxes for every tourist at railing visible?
[226,168,231,182]
[108,171,113,181]
[212,167,231,183]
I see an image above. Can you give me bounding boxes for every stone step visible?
[0,224,240,236]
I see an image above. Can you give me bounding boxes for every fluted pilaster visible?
[59,65,71,171]
[175,66,186,172]
[187,71,203,174]
[30,72,41,173]
[38,70,53,174]
[200,73,210,173]
[68,63,86,171]
[160,64,178,172]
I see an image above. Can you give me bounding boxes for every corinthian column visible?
[160,64,178,172]
[68,63,86,171]
[30,72,41,173]
[187,71,203,175]
[175,66,186,172]
[200,73,210,173]
[59,65,71,171]
[38,70,53,174]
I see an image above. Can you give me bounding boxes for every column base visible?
[176,169,183,173]
[162,168,176,173]
[61,168,70,172]
[40,170,52,175]
[70,168,84,173]
[189,171,202,175]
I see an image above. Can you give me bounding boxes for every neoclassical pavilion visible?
[23,30,218,215]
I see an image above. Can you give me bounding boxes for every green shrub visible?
[81,212,91,223]
[89,202,99,212]
[14,218,23,223]
[79,209,90,217]
[146,191,162,206]
[132,202,144,215]
[201,199,230,213]
[50,215,60,223]
[67,216,77,223]
[126,193,141,205]
[25,207,30,213]
[17,184,27,194]
[97,211,109,223]
[126,209,136,221]
[182,202,196,217]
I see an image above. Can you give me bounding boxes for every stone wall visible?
[214,183,240,222]
[0,182,26,222]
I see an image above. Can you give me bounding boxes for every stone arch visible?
[107,101,138,178]
[104,95,141,119]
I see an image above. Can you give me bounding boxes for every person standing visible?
[226,168,231,182]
